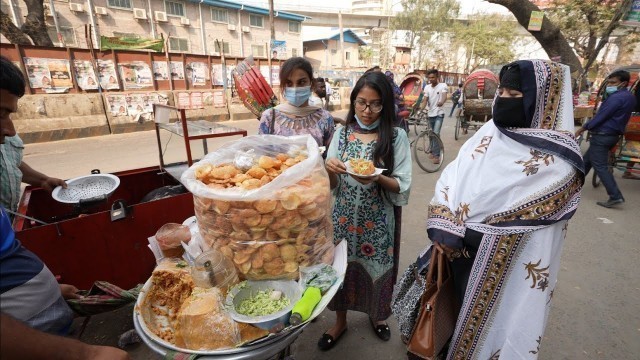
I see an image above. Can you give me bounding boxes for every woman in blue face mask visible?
[258,57,335,149]
[319,72,412,350]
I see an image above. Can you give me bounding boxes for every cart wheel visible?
[413,131,444,173]
[455,116,461,140]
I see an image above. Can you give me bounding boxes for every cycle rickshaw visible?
[455,69,499,140]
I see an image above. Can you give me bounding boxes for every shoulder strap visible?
[270,107,276,135]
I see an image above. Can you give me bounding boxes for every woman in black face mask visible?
[492,63,531,128]
[422,60,585,359]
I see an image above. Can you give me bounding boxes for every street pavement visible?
[21,106,640,359]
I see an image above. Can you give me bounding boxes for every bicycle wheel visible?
[455,116,461,140]
[413,131,444,173]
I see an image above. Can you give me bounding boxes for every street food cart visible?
[456,69,499,140]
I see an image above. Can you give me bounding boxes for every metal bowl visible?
[225,280,302,330]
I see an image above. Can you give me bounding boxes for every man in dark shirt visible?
[576,70,637,208]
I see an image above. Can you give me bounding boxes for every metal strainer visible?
[52,174,120,204]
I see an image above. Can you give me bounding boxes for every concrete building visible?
[0,0,307,58]
[303,28,367,71]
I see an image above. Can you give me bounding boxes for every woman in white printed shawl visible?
[427,60,584,359]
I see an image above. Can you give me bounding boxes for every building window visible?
[291,48,298,57]
[47,26,76,46]
[288,21,300,33]
[168,37,189,52]
[251,45,265,57]
[346,51,350,60]
[214,41,230,55]
[107,0,131,9]
[211,7,228,23]
[331,49,337,55]
[164,0,184,17]
[249,14,263,28]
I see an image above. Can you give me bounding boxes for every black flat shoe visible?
[317,328,347,351]
[370,318,391,341]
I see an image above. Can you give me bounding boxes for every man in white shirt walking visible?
[424,69,448,163]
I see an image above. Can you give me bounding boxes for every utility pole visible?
[268,0,275,87]
[339,11,345,70]
[269,0,275,42]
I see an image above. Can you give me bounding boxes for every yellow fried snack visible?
[348,158,375,176]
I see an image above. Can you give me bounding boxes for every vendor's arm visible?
[576,96,621,136]
[1,313,130,360]
[18,162,66,192]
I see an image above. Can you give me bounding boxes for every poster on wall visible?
[170,61,185,80]
[271,65,280,86]
[259,65,270,84]
[23,57,51,89]
[106,94,128,116]
[152,61,169,81]
[190,92,203,108]
[188,62,208,85]
[270,40,286,60]
[227,64,237,98]
[211,64,224,86]
[213,90,225,107]
[119,62,153,90]
[73,60,99,90]
[47,59,73,89]
[126,93,146,117]
[97,59,120,90]
[177,92,191,108]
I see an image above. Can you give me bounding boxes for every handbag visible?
[392,245,433,343]
[407,243,460,359]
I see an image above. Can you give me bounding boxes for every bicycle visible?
[407,111,445,173]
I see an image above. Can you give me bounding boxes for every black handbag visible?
[391,245,433,343]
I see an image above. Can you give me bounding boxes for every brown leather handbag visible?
[407,243,460,359]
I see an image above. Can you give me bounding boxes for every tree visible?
[452,14,518,72]
[487,0,633,78]
[359,46,374,67]
[0,0,53,46]
[392,0,461,69]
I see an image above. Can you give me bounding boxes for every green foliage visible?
[392,0,461,48]
[452,14,517,69]
[545,0,627,60]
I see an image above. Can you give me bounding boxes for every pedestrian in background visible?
[424,69,448,163]
[575,70,636,208]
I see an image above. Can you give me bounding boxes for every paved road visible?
[22,108,640,359]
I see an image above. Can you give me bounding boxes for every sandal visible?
[370,318,391,341]
[317,328,347,351]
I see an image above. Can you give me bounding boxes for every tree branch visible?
[583,0,633,75]
[0,9,32,45]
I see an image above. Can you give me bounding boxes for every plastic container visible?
[225,280,302,330]
[191,249,239,293]
[155,223,191,258]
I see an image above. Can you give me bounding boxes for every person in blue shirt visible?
[575,70,636,208]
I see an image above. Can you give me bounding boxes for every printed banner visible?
[107,92,169,118]
[118,61,153,90]
[100,35,164,52]
[107,94,128,116]
[73,60,99,90]
[528,10,544,31]
[270,40,286,60]
[211,64,224,85]
[187,62,208,85]
[23,57,72,90]
[23,57,51,89]
[271,65,280,86]
[152,61,169,80]
[47,59,73,88]
[170,61,185,80]
[97,59,120,90]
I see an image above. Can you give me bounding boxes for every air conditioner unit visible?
[241,26,250,33]
[227,24,236,31]
[133,8,147,20]
[94,6,107,16]
[155,11,168,22]
[180,17,190,26]
[69,3,84,12]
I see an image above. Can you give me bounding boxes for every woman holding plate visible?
[321,71,412,350]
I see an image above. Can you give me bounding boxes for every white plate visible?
[133,241,347,355]
[345,162,385,178]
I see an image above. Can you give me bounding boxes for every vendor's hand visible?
[59,284,82,300]
[326,158,346,175]
[84,345,131,360]
[575,127,586,138]
[41,177,67,193]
